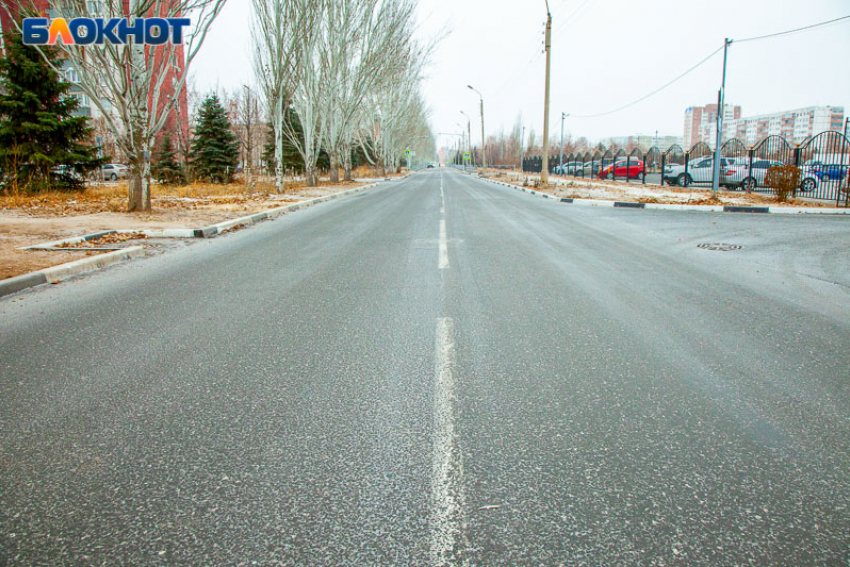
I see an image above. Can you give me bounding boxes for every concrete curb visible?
[480,177,850,216]
[0,246,145,299]
[192,181,382,238]
[4,179,396,299]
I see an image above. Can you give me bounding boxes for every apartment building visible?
[683,103,742,148]
[725,106,845,147]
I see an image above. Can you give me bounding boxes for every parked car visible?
[723,159,785,191]
[598,159,644,180]
[51,165,85,181]
[799,163,848,192]
[580,161,599,177]
[554,161,584,175]
[663,156,742,187]
[99,163,129,181]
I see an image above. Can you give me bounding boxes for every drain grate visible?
[697,243,742,252]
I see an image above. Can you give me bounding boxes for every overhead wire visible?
[735,13,850,43]
[569,13,850,118]
[571,46,724,118]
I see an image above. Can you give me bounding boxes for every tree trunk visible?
[306,165,317,187]
[343,149,352,181]
[275,99,284,193]
[329,152,340,183]
[128,157,151,212]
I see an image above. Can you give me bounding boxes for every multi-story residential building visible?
[607,134,684,151]
[0,0,189,159]
[724,106,845,147]
[683,103,742,148]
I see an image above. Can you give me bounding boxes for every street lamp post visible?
[468,86,486,175]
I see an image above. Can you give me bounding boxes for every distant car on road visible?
[99,163,128,181]
[426,163,435,168]
[598,159,644,180]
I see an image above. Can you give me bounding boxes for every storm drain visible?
[697,243,742,252]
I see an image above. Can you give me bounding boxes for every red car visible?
[598,159,644,180]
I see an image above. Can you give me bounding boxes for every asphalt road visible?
[2,168,849,566]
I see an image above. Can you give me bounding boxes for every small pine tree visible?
[152,133,184,185]
[190,94,239,184]
[0,29,102,192]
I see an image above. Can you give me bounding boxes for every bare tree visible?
[252,0,316,192]
[9,0,228,211]
[227,86,262,192]
[320,0,419,183]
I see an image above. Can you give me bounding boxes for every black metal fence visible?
[523,130,850,204]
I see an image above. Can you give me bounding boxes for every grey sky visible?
[192,0,850,149]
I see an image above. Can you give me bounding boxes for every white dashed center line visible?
[430,317,465,566]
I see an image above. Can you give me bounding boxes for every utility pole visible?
[559,112,569,173]
[541,2,553,185]
[468,86,486,175]
[461,111,473,171]
[712,38,732,197]
[521,126,526,173]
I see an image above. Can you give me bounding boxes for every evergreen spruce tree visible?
[152,133,184,185]
[0,30,102,192]
[190,94,239,184]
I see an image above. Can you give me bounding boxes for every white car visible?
[99,163,129,181]
[553,161,583,175]
[723,159,785,191]
[663,156,742,187]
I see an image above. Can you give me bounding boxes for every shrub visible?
[764,165,801,202]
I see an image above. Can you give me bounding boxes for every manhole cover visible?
[697,243,742,251]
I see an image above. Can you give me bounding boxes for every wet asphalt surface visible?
[1,168,849,566]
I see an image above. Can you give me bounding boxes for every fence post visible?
[660,152,666,187]
[626,155,631,182]
[684,152,690,187]
[793,146,801,198]
[747,148,754,194]
[642,152,647,184]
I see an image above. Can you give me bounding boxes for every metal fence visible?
[523,130,850,204]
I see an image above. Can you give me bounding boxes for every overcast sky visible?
[192,0,850,149]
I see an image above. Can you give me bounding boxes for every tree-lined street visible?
[2,169,849,565]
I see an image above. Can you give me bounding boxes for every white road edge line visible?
[439,219,449,270]
[430,317,464,567]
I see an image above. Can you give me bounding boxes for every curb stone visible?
[0,246,145,299]
[3,179,396,299]
[477,176,850,216]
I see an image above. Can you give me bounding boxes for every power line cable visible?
[571,46,723,118]
[566,13,849,119]
[735,13,850,43]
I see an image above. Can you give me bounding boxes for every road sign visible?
[404,149,411,157]
[463,152,470,160]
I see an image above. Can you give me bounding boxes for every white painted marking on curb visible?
[439,219,449,270]
[430,317,464,567]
